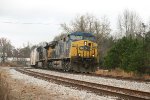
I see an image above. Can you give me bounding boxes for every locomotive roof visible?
[70,32,94,37]
[44,41,57,48]
[48,41,57,46]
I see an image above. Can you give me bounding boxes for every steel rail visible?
[15,68,150,100]
[22,67,150,82]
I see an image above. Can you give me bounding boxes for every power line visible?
[0,21,52,25]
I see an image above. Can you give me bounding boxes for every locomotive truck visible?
[30,32,99,72]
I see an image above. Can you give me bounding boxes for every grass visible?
[95,68,150,80]
[0,62,24,67]
[0,71,10,100]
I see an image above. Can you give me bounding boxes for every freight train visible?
[30,32,99,72]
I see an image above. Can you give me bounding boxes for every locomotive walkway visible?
[15,68,150,100]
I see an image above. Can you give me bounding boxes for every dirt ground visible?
[0,67,77,100]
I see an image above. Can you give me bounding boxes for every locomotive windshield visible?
[83,36,95,42]
[70,35,95,42]
[69,32,96,42]
[70,35,83,41]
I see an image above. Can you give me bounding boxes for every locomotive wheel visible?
[65,62,71,71]
[42,61,46,69]
[34,62,38,69]
[62,61,71,71]
[48,61,53,69]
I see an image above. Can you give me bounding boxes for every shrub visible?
[104,35,147,73]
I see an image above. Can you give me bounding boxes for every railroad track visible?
[27,67,150,82]
[15,68,150,100]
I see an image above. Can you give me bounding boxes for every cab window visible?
[70,35,83,41]
[84,36,95,42]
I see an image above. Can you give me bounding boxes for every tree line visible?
[0,39,32,64]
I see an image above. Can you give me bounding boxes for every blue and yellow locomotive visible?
[30,32,99,72]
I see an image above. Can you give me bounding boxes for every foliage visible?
[104,34,149,73]
[0,37,14,57]
[19,45,31,58]
[0,38,33,59]
[144,32,150,66]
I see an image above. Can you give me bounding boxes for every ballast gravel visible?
[29,68,150,93]
[8,68,117,100]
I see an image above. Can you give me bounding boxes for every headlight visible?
[78,53,81,56]
[92,54,95,57]
[84,41,87,45]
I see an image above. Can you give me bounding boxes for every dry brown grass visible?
[95,68,150,80]
[0,68,22,100]
[0,62,24,67]
[143,74,150,80]
[0,70,11,100]
[0,68,76,100]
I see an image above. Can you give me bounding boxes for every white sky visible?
[0,0,150,48]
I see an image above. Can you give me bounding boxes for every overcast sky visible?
[0,0,150,48]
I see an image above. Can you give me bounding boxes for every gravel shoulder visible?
[29,68,150,93]
[0,67,116,100]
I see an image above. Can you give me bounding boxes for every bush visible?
[104,35,148,73]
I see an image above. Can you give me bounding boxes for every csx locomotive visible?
[30,32,99,72]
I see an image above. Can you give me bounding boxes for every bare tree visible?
[60,14,111,40]
[19,45,31,58]
[53,33,67,41]
[117,9,142,37]
[0,38,13,62]
[147,19,150,32]
[94,16,112,59]
[61,14,95,33]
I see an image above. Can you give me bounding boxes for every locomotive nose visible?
[79,45,90,51]
[70,40,97,58]
[77,40,96,58]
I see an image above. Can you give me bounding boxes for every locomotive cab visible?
[69,32,99,72]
